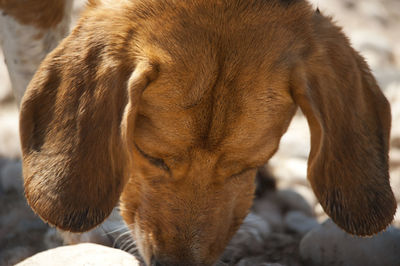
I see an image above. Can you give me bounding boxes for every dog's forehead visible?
[130,0,306,158]
[135,61,294,158]
[131,0,311,66]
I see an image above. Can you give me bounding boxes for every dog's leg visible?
[0,1,73,104]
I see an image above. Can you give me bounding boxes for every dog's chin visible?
[128,222,153,265]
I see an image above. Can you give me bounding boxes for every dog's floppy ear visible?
[290,13,396,236]
[19,14,152,232]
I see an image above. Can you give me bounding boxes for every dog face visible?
[119,51,296,264]
[20,0,396,265]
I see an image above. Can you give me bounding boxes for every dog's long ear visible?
[19,14,152,232]
[291,13,396,236]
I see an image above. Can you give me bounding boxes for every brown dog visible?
[19,0,396,265]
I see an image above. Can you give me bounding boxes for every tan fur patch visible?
[0,0,68,29]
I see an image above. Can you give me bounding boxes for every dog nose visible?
[151,258,171,266]
[151,259,162,266]
[151,257,194,266]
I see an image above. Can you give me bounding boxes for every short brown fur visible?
[20,0,396,265]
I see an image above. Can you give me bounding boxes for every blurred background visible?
[0,0,399,265]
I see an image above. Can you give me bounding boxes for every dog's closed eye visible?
[231,168,255,179]
[134,143,170,172]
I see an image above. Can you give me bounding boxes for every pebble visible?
[268,157,308,185]
[284,211,319,235]
[0,50,13,102]
[236,257,284,266]
[43,229,64,249]
[385,82,400,148]
[283,185,317,209]
[222,213,271,263]
[60,208,128,248]
[0,105,21,158]
[0,247,33,266]
[393,206,400,228]
[314,204,329,223]
[390,168,400,203]
[274,189,314,217]
[0,160,23,193]
[252,196,284,231]
[300,219,400,266]
[273,113,310,159]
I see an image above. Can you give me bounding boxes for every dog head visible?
[20,0,396,265]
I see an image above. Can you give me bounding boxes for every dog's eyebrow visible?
[230,167,255,179]
[278,0,299,6]
[134,143,170,172]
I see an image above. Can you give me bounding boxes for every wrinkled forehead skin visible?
[117,1,310,265]
[129,0,310,172]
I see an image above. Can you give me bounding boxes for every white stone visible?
[269,157,308,185]
[390,149,400,165]
[16,243,139,266]
[386,82,400,149]
[0,104,21,158]
[0,50,13,102]
[300,219,400,266]
[275,113,310,159]
[390,168,400,203]
[393,205,400,228]
[359,1,388,20]
[314,204,329,223]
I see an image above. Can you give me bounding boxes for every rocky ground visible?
[1,0,400,265]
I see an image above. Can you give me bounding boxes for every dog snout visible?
[151,257,209,266]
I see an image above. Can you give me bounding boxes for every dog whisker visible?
[105,225,130,235]
[113,230,134,248]
[120,238,137,253]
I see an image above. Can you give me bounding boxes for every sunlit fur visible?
[19,0,396,265]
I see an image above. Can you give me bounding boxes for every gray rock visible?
[284,211,319,235]
[60,208,129,249]
[252,196,284,231]
[43,228,64,249]
[16,243,139,266]
[222,213,271,263]
[275,189,314,216]
[0,160,23,193]
[236,257,283,266]
[288,185,317,209]
[0,246,34,266]
[300,219,400,266]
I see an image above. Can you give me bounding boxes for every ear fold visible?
[291,13,396,236]
[19,15,151,232]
